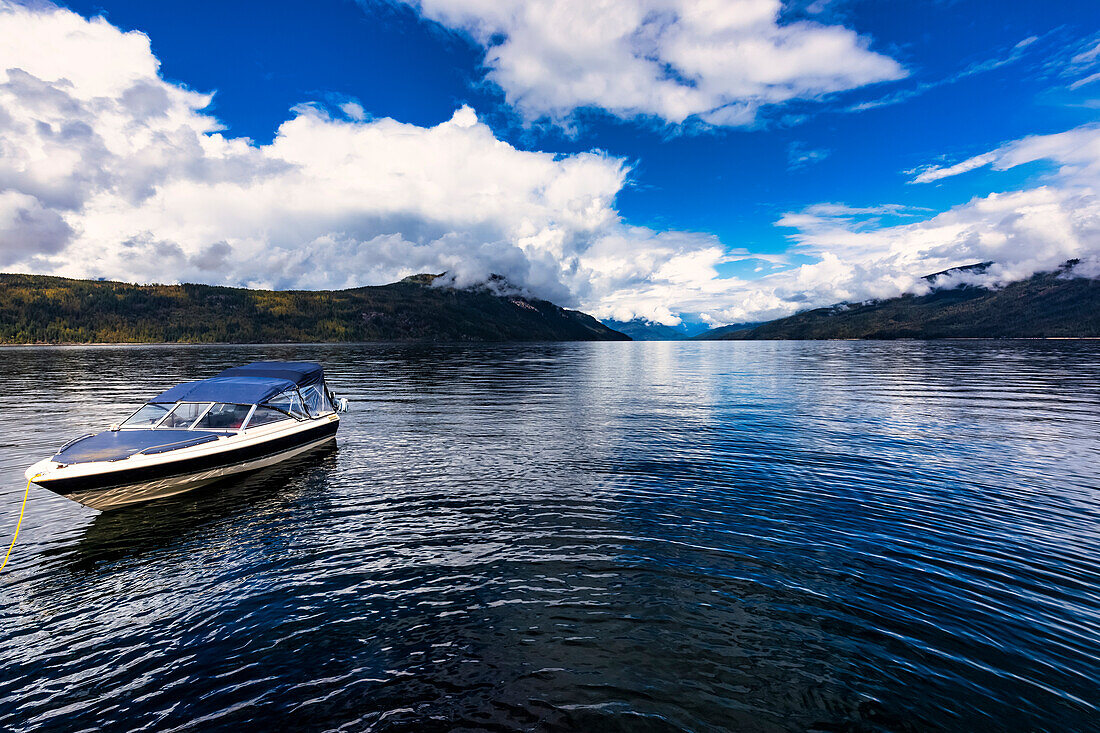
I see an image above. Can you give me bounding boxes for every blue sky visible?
[2,0,1099,323]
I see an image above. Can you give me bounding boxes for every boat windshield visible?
[121,403,172,428]
[157,402,212,429]
[120,398,308,433]
[300,382,335,416]
[263,389,309,419]
[245,406,293,428]
[193,403,253,431]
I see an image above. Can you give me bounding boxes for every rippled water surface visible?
[0,342,1098,732]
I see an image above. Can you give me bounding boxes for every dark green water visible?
[0,342,1097,731]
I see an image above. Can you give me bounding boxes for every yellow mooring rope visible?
[0,475,36,573]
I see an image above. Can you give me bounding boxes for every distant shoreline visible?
[2,337,1099,347]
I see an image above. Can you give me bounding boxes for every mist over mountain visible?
[701,262,1099,340]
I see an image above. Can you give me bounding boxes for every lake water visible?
[0,342,1097,732]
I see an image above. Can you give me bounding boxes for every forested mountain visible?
[0,273,629,343]
[702,263,1099,340]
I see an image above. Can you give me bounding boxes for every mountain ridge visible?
[602,318,725,340]
[0,273,629,344]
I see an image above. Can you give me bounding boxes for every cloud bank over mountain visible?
[0,1,1097,326]
[754,120,1100,322]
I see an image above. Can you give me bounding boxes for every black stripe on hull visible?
[39,420,339,497]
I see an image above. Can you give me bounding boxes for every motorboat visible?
[25,361,348,511]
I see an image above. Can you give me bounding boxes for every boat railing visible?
[136,434,221,456]
[56,433,96,455]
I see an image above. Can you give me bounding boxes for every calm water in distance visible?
[0,341,1097,732]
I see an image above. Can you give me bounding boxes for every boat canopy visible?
[150,376,295,405]
[216,361,324,385]
[148,361,328,406]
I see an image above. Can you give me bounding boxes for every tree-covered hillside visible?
[0,274,629,343]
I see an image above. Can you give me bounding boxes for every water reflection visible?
[48,444,339,573]
[0,342,1098,731]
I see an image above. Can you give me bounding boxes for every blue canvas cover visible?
[150,376,296,405]
[53,430,223,464]
[215,362,324,387]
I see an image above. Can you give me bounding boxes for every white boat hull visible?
[28,414,340,511]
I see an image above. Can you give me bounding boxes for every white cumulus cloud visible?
[910,124,1100,184]
[394,0,906,127]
